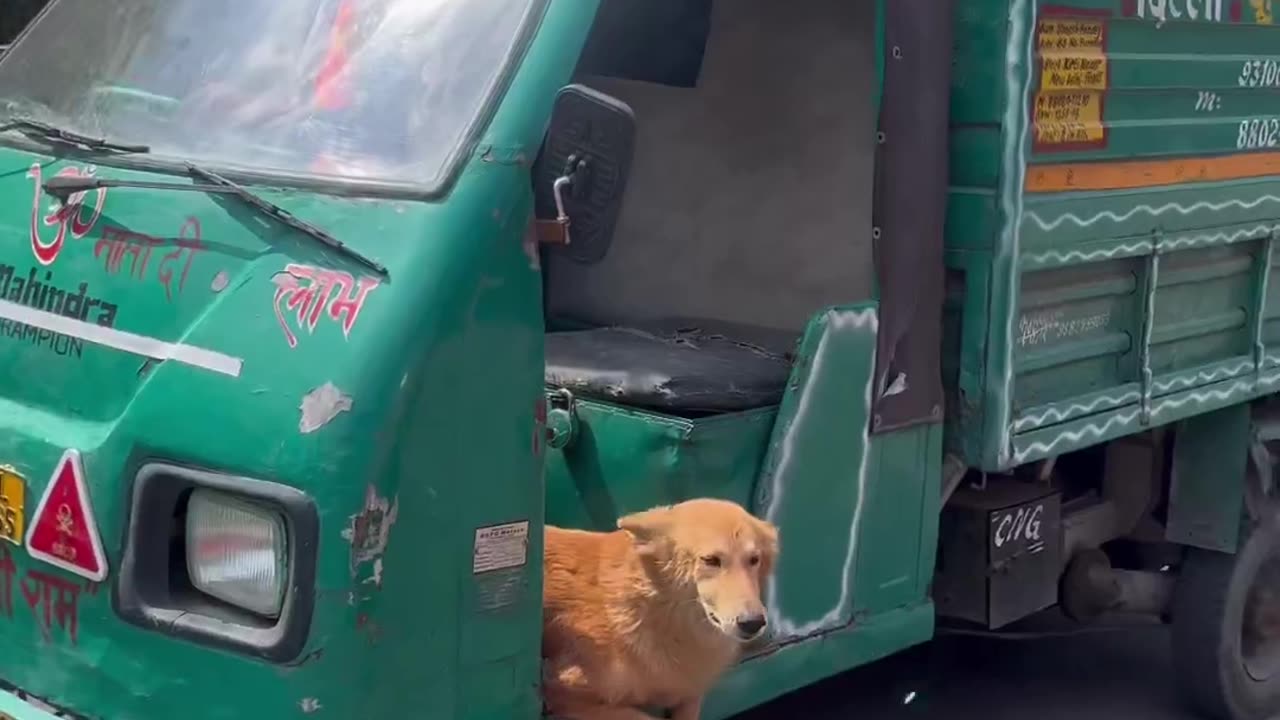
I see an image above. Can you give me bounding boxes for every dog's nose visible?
[736,614,767,637]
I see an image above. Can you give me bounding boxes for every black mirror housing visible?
[533,84,636,265]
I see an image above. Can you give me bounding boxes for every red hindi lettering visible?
[273,263,379,347]
[158,217,204,302]
[0,546,15,619]
[273,266,319,349]
[21,570,81,644]
[94,226,160,279]
[326,270,379,337]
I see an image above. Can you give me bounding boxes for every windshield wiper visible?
[43,165,388,278]
[183,163,387,277]
[0,117,150,154]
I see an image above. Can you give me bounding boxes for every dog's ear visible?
[751,516,780,576]
[617,505,674,557]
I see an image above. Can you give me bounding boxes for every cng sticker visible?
[25,450,107,582]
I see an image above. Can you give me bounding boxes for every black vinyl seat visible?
[544,319,796,415]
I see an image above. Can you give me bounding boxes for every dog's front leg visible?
[670,696,702,720]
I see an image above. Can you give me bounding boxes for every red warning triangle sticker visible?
[25,449,107,582]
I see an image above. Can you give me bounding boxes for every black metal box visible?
[933,479,1062,629]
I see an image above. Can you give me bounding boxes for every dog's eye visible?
[748,555,761,567]
[701,555,722,567]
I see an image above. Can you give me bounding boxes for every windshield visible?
[0,0,536,188]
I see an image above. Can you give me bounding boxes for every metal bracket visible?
[536,154,589,247]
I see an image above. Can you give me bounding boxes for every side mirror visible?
[533,84,636,265]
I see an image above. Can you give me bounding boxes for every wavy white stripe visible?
[1022,224,1280,268]
[1012,376,1268,464]
[1151,360,1254,394]
[1026,196,1280,233]
[1013,391,1141,432]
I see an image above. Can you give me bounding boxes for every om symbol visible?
[26,163,108,266]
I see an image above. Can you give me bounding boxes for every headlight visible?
[186,489,288,618]
[117,462,318,662]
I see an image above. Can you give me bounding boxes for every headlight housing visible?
[115,462,318,663]
[186,489,288,618]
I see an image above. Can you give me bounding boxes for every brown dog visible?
[542,498,780,720]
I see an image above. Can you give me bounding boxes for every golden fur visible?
[541,498,780,720]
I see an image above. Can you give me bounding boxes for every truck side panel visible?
[947,0,1280,470]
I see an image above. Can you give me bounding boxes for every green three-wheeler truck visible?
[0,0,1279,718]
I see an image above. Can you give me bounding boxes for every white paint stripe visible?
[763,308,878,639]
[0,299,243,378]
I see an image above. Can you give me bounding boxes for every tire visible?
[1172,518,1280,720]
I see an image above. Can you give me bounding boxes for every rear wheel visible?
[1172,518,1280,720]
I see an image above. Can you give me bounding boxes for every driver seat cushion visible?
[544,318,797,414]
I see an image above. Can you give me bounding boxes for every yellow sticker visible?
[0,467,26,546]
[1034,15,1109,151]
[1040,52,1108,91]
[1033,91,1106,149]
[1252,0,1274,25]
[1038,18,1107,92]
[1038,19,1105,53]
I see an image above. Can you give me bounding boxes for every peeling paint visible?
[356,612,384,645]
[342,484,398,579]
[210,270,230,293]
[299,382,353,434]
[480,144,531,166]
[522,220,542,272]
[299,698,323,713]
[362,557,384,588]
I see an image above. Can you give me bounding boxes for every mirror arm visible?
[536,154,587,247]
[553,174,575,243]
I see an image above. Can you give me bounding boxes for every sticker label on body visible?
[472,520,530,575]
[0,467,24,546]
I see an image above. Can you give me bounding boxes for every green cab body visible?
[0,0,1277,719]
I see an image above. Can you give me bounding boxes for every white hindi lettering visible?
[1134,0,1225,22]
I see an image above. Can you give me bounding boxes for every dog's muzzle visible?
[734,613,767,640]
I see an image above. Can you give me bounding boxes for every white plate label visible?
[472,520,530,575]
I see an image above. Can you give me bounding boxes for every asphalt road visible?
[737,617,1197,720]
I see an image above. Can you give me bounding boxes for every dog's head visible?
[618,498,779,643]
